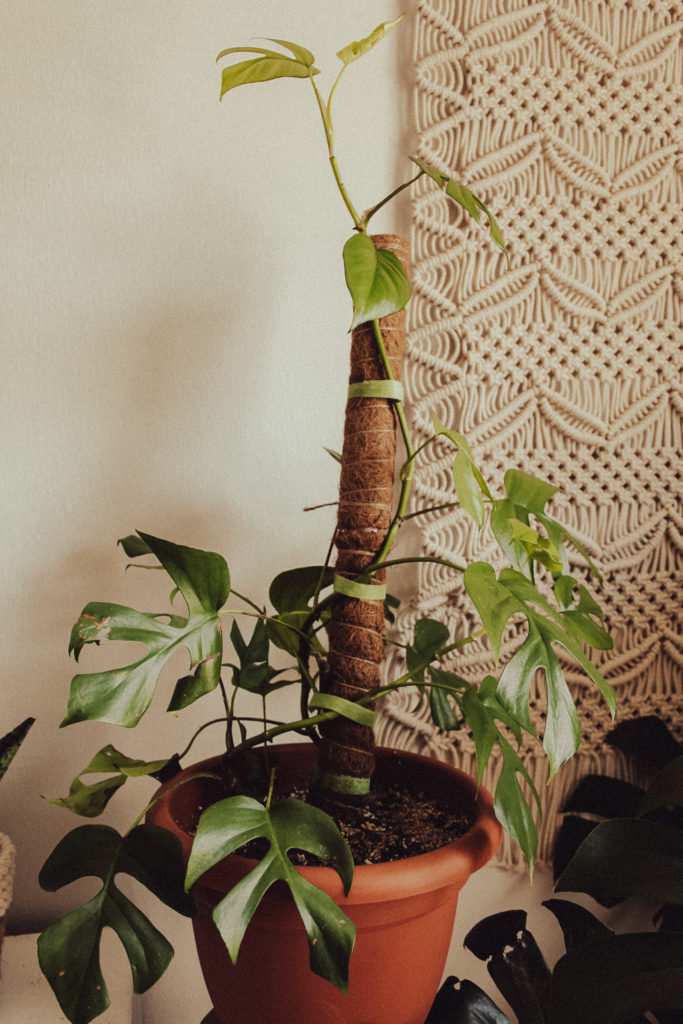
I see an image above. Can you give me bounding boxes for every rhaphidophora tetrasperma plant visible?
[37,17,616,1024]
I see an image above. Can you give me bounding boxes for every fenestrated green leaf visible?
[336,15,405,65]
[412,159,508,258]
[38,824,193,1024]
[309,692,376,728]
[343,232,411,330]
[509,519,563,575]
[63,536,229,727]
[45,745,170,818]
[465,564,615,776]
[464,910,552,1024]
[186,795,355,992]
[0,716,34,782]
[549,932,683,1024]
[493,736,541,868]
[216,40,318,98]
[555,817,683,905]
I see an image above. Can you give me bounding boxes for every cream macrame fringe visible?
[376,0,683,868]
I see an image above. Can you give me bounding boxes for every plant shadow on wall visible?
[37,16,617,1024]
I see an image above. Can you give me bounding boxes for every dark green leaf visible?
[336,15,405,65]
[186,795,355,992]
[464,910,552,1024]
[555,817,683,905]
[38,824,192,1024]
[638,754,683,816]
[0,716,34,782]
[549,932,683,1024]
[137,533,230,619]
[343,233,411,330]
[269,565,334,613]
[425,976,513,1024]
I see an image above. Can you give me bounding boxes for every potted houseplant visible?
[0,718,35,961]
[428,745,683,1024]
[37,16,616,1024]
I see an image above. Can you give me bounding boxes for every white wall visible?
[2,0,410,933]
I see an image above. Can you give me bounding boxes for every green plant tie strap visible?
[347,380,404,401]
[333,574,386,601]
[312,767,371,795]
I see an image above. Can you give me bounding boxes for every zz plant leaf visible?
[186,795,355,992]
[38,824,194,1024]
[63,534,229,727]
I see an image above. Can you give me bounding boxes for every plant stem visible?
[308,69,363,230]
[362,170,424,229]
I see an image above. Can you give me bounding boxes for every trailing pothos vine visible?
[38,17,616,1024]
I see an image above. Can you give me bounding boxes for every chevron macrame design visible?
[377,0,683,866]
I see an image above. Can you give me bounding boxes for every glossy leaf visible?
[63,535,229,726]
[555,817,683,905]
[38,824,193,1024]
[217,40,318,98]
[336,15,405,65]
[542,898,613,951]
[0,716,34,782]
[425,976,513,1024]
[549,932,683,1024]
[269,565,334,612]
[343,232,411,329]
[45,745,170,817]
[464,909,552,1024]
[638,753,683,816]
[412,159,507,257]
[493,735,541,867]
[186,795,355,992]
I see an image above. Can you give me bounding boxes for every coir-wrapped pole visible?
[314,234,409,814]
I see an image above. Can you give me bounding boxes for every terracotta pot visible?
[148,743,501,1024]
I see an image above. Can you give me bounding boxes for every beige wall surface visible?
[2,0,409,930]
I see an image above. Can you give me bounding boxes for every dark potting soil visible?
[239,778,473,866]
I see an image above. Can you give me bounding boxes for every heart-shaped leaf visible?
[343,232,411,329]
[38,824,193,1024]
[186,795,355,992]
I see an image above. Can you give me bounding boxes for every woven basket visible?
[0,834,16,964]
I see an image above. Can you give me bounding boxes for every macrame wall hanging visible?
[377,0,683,867]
